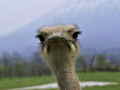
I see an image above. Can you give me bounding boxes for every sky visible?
[0,0,66,37]
[0,0,120,53]
[0,0,119,37]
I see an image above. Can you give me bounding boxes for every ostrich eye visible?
[72,31,81,40]
[36,34,45,42]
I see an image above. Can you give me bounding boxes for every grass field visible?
[0,72,120,90]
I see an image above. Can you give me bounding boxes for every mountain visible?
[0,0,120,56]
[0,22,39,55]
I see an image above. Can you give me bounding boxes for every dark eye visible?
[72,31,81,40]
[36,34,45,42]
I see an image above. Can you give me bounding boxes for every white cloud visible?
[58,0,120,15]
[0,0,119,37]
[0,0,66,37]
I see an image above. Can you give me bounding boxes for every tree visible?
[76,56,88,72]
[95,54,111,71]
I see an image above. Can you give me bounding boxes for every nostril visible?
[47,36,66,42]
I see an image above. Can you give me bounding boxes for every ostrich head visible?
[36,24,81,90]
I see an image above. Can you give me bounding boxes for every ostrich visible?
[36,24,81,90]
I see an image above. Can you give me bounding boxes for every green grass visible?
[0,72,120,90]
[0,76,56,90]
[79,72,120,82]
[84,85,120,90]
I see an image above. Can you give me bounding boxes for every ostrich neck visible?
[48,50,80,90]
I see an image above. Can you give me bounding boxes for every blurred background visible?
[0,0,120,90]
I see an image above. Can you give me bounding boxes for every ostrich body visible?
[36,25,81,90]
